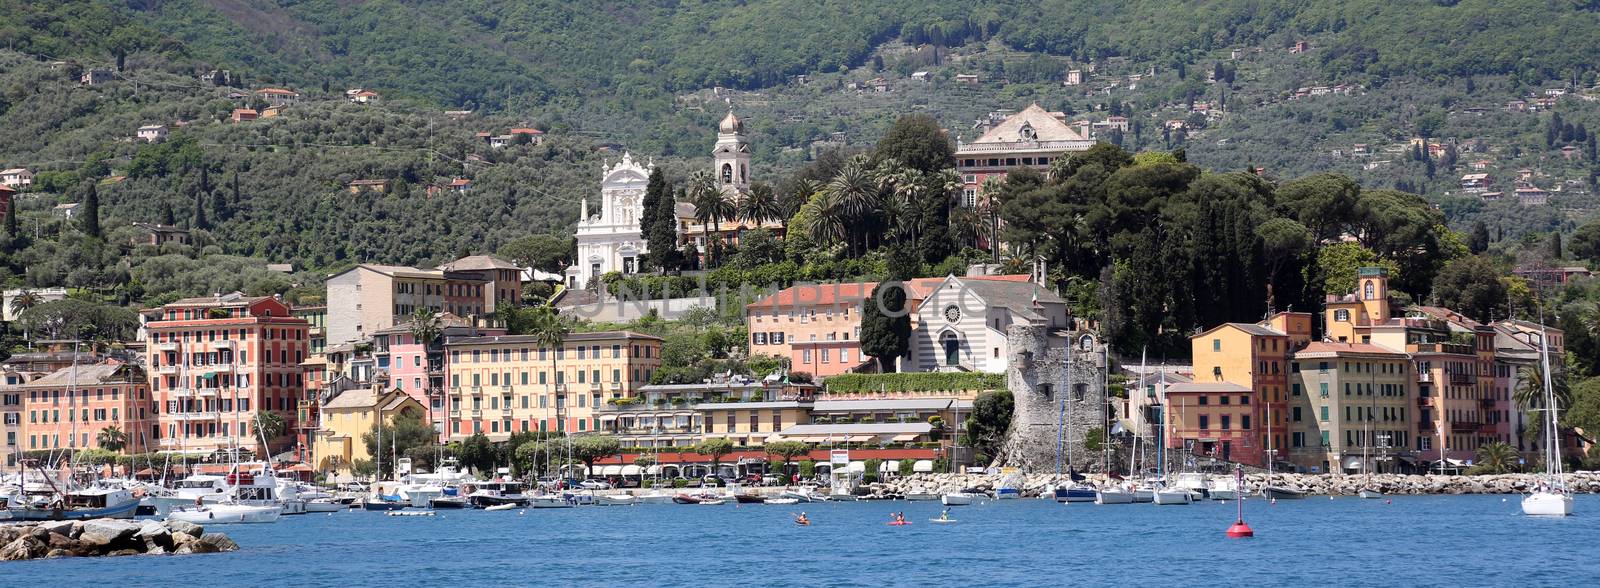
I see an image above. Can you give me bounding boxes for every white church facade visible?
[567,110,782,290]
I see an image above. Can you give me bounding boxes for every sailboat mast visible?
[1537,324,1563,488]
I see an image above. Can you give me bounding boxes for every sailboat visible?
[1522,324,1572,516]
[1260,398,1304,500]
[1358,370,1383,499]
[1150,388,1190,505]
[1052,349,1097,503]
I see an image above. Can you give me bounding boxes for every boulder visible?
[164,519,203,538]
[44,548,77,559]
[0,526,19,545]
[171,531,198,546]
[37,520,76,537]
[107,548,142,557]
[136,520,173,550]
[0,535,47,561]
[79,519,139,547]
[46,532,80,551]
[145,543,167,555]
[183,539,219,554]
[197,533,239,552]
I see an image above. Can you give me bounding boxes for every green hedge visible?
[823,372,1005,393]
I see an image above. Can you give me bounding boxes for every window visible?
[1292,407,1302,422]
[1292,383,1301,396]
[1320,406,1329,422]
[1334,309,1350,322]
[1199,415,1210,430]
[1320,431,1330,447]
[1221,415,1231,430]
[1319,383,1329,398]
[1212,339,1221,352]
[1242,415,1250,430]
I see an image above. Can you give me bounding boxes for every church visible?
[567,110,783,290]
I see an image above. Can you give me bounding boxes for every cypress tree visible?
[79,182,102,238]
[159,201,175,225]
[640,167,664,242]
[647,184,682,272]
[191,186,209,230]
[859,283,911,372]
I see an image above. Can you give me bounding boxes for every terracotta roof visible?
[1195,322,1285,338]
[509,127,543,134]
[439,254,518,271]
[966,103,1088,145]
[20,363,140,388]
[1,168,29,175]
[1295,341,1405,357]
[904,274,1031,301]
[165,292,272,308]
[1164,382,1252,394]
[746,282,875,309]
[448,178,472,187]
[256,88,298,95]
[446,331,663,346]
[323,388,377,410]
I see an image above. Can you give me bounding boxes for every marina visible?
[5,494,1596,584]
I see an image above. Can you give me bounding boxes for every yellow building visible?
[311,387,425,480]
[696,401,812,447]
[1287,342,1415,474]
[442,331,663,442]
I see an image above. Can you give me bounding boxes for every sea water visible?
[7,495,1595,586]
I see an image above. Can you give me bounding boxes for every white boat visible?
[778,488,828,502]
[1131,487,1154,503]
[903,491,939,501]
[466,480,530,508]
[1358,489,1384,500]
[167,502,282,524]
[1207,475,1239,500]
[1523,325,1574,517]
[1173,473,1210,500]
[698,498,728,505]
[305,499,344,513]
[1094,487,1134,505]
[764,497,800,505]
[941,492,977,506]
[636,491,676,505]
[483,503,518,511]
[526,494,573,508]
[147,474,230,515]
[596,494,638,506]
[1152,486,1193,505]
[388,510,435,517]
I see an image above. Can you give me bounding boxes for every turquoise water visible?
[7,495,1595,586]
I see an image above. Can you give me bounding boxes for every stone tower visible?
[996,324,1109,472]
[713,109,750,198]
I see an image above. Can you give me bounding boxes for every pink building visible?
[373,314,503,436]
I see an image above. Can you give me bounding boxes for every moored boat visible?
[734,493,765,504]
[428,496,469,509]
[2,487,141,521]
[305,499,345,513]
[1152,486,1193,505]
[361,496,408,511]
[596,494,638,506]
[941,492,977,506]
[1262,486,1306,500]
[1094,487,1134,505]
[167,502,282,524]
[1053,485,1097,503]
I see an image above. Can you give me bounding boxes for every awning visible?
[600,465,623,476]
[276,463,313,472]
[620,465,643,476]
[913,460,934,473]
[845,461,866,473]
[891,434,920,442]
[879,460,898,472]
[645,465,662,475]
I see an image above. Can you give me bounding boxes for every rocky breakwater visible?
[871,472,1600,497]
[0,518,239,561]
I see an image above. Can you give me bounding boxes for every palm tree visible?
[739,183,782,226]
[8,289,41,317]
[1514,363,1570,413]
[1471,442,1519,474]
[949,206,981,249]
[96,426,126,452]
[407,307,443,348]
[824,156,882,254]
[530,306,571,432]
[689,171,735,267]
[801,190,847,249]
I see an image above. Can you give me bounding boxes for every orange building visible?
[1186,312,1312,468]
[20,363,155,454]
[146,292,311,457]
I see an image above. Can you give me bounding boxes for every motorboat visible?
[361,496,409,511]
[1053,484,1097,503]
[994,487,1021,499]
[1,486,141,521]
[672,494,702,505]
[941,492,977,506]
[1207,475,1239,500]
[429,495,470,509]
[734,493,765,504]
[1173,473,1210,501]
[465,480,530,508]
[560,491,596,506]
[167,502,282,524]
[1262,486,1306,500]
[764,497,800,505]
[1358,488,1385,500]
[636,491,676,505]
[146,474,230,515]
[778,488,828,503]
[699,498,728,505]
[903,491,939,501]
[483,503,518,511]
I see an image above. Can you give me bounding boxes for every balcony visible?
[1415,396,1430,407]
[1478,423,1498,435]
[195,363,234,374]
[1417,372,1433,383]
[156,342,180,352]
[212,340,236,350]
[448,410,461,419]
[469,410,483,418]
[501,406,513,415]
[598,400,699,413]
[553,384,567,394]
[1479,398,1495,408]
[171,411,221,421]
[1450,421,1480,434]
[614,426,702,436]
[1449,373,1472,385]
[609,382,624,392]
[468,386,483,395]
[195,387,220,397]
[589,383,603,392]
[154,364,179,375]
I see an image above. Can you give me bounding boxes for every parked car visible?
[579,480,612,490]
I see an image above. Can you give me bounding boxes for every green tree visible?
[1468,442,1519,474]
[872,113,955,174]
[1256,217,1312,312]
[964,390,1014,463]
[362,409,436,478]
[695,438,735,481]
[7,290,42,317]
[571,434,621,474]
[96,426,126,452]
[252,410,285,446]
[764,440,811,481]
[497,234,574,274]
[740,182,783,226]
[1430,256,1508,323]
[459,433,497,474]
[408,308,443,347]
[690,171,734,267]
[1468,220,1491,255]
[78,181,101,238]
[859,282,911,372]
[1308,242,1398,299]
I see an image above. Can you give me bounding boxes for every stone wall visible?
[996,326,1108,472]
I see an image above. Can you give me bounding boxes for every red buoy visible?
[1226,519,1254,538]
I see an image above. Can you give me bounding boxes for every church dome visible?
[718,110,743,134]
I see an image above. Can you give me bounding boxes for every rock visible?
[197,533,239,553]
[46,532,80,551]
[107,549,141,557]
[78,519,139,547]
[183,539,218,555]
[164,519,203,538]
[36,520,76,537]
[0,535,47,561]
[0,527,18,545]
[171,531,197,546]
[44,548,77,558]
[145,543,167,555]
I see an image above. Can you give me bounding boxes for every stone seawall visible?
[0,518,238,560]
[874,472,1600,497]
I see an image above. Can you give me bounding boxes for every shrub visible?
[823,372,1005,393]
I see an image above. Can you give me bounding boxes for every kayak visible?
[794,520,811,526]
[887,521,912,526]
[929,518,958,524]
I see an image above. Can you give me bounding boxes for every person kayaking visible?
[795,512,810,525]
[938,508,950,521]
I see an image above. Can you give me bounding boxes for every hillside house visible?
[1459,173,1492,193]
[449,178,472,193]
[1515,184,1548,206]
[80,69,112,85]
[231,108,258,123]
[1064,69,1083,86]
[910,71,931,82]
[131,223,191,247]
[1289,41,1309,53]
[1470,159,1491,171]
[136,125,168,142]
[509,128,544,144]
[349,90,379,104]
[52,203,78,219]
[0,185,12,223]
[255,88,301,107]
[0,168,33,187]
[347,179,391,194]
[201,70,232,86]
[955,74,979,85]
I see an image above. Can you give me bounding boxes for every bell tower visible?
[713,109,751,199]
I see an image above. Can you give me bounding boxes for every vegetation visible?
[824,372,1006,394]
[360,409,435,479]
[963,390,1014,465]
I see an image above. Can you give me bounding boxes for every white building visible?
[907,276,1069,373]
[136,125,168,142]
[2,287,69,321]
[569,152,661,290]
[0,168,33,187]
